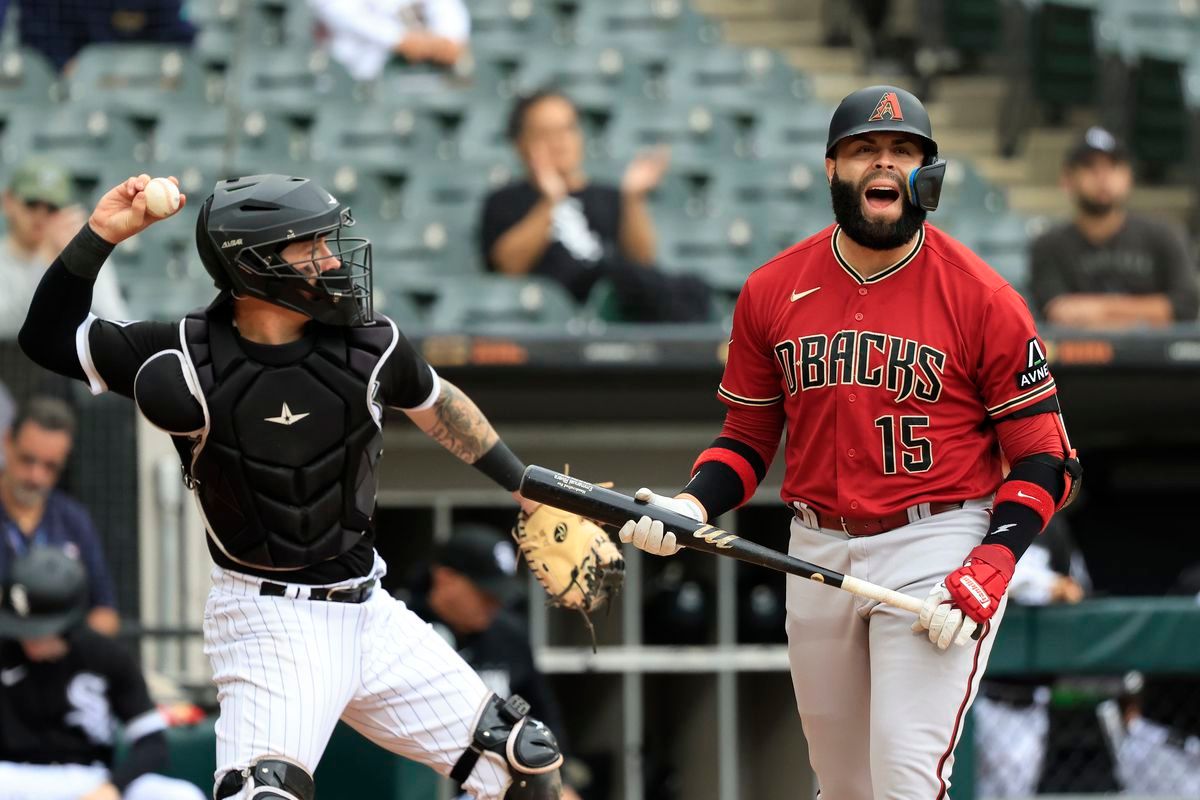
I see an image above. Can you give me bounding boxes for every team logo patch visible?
[868,91,904,122]
[1014,337,1052,389]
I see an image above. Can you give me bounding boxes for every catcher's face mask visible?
[232,209,373,327]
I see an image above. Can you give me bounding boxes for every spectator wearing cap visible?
[308,0,471,82]
[1030,126,1199,328]
[405,524,584,800]
[0,547,206,800]
[0,397,119,636]
[1,159,126,338]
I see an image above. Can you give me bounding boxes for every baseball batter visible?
[619,86,1080,798]
[19,174,565,799]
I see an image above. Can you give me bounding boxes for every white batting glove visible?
[912,582,978,650]
[617,488,705,557]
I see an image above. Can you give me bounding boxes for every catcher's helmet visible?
[0,547,88,640]
[825,85,946,211]
[196,174,373,326]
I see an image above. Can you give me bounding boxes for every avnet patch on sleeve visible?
[1014,337,1052,390]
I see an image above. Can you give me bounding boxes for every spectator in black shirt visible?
[480,89,711,322]
[1030,127,1199,328]
[0,547,205,800]
[406,525,584,800]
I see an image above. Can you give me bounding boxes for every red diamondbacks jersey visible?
[720,222,1058,519]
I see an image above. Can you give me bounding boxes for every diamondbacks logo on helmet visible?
[868,92,904,122]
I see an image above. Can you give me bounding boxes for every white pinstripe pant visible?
[202,558,510,799]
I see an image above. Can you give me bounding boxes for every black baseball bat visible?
[519,465,925,616]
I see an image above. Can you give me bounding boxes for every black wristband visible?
[472,440,525,492]
[681,461,743,520]
[60,223,116,280]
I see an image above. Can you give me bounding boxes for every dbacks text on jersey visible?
[773,330,946,403]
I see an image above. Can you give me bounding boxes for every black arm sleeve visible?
[19,225,177,398]
[981,455,1068,561]
[110,730,170,791]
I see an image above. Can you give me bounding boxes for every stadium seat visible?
[572,0,721,52]
[662,46,810,114]
[0,47,57,110]
[470,0,565,51]
[751,103,834,160]
[1,107,144,177]
[655,211,762,292]
[401,160,516,219]
[227,110,307,175]
[936,159,1008,217]
[605,100,740,163]
[515,44,654,101]
[424,275,578,331]
[231,50,359,117]
[309,105,440,170]
[311,163,403,227]
[371,214,483,293]
[68,44,209,120]
[152,105,234,173]
[240,0,318,49]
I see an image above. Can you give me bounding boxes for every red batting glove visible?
[943,543,1016,624]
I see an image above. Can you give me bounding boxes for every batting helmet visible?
[0,547,88,640]
[196,174,373,327]
[825,85,946,211]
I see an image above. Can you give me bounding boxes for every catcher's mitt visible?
[513,503,625,621]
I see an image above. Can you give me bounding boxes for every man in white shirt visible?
[309,0,470,81]
[0,160,126,338]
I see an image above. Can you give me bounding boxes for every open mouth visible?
[864,184,901,210]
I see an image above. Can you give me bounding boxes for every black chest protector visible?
[141,299,397,570]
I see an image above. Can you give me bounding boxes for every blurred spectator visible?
[481,89,712,322]
[1030,126,1199,328]
[0,381,12,471]
[1097,673,1200,797]
[0,397,119,636]
[1,158,127,338]
[12,0,194,72]
[309,0,470,81]
[974,519,1087,798]
[0,547,206,800]
[404,524,584,800]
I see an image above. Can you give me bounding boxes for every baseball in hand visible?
[144,177,181,218]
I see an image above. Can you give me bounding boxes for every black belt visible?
[259,579,375,603]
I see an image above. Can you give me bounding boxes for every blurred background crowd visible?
[0,0,1199,799]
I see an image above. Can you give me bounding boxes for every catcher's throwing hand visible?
[88,174,186,245]
[513,504,624,614]
[617,488,705,557]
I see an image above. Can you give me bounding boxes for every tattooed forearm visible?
[424,381,499,463]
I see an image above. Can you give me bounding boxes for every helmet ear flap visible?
[907,159,945,212]
[195,194,231,291]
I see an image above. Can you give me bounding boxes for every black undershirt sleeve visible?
[110,731,170,791]
[20,225,177,398]
[378,322,437,410]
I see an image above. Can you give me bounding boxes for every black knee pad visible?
[452,694,564,799]
[214,758,315,800]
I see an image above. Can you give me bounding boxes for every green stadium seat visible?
[936,159,1008,216]
[605,100,739,163]
[240,0,318,49]
[371,285,424,327]
[425,275,578,332]
[470,0,565,51]
[152,105,234,173]
[371,215,483,293]
[572,0,721,52]
[309,104,440,170]
[1031,1,1101,109]
[227,110,307,175]
[0,47,57,110]
[68,44,209,120]
[231,50,358,117]
[401,160,516,219]
[456,100,524,161]
[655,211,762,292]
[663,46,810,113]
[1,107,144,178]
[515,44,654,101]
[751,103,833,160]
